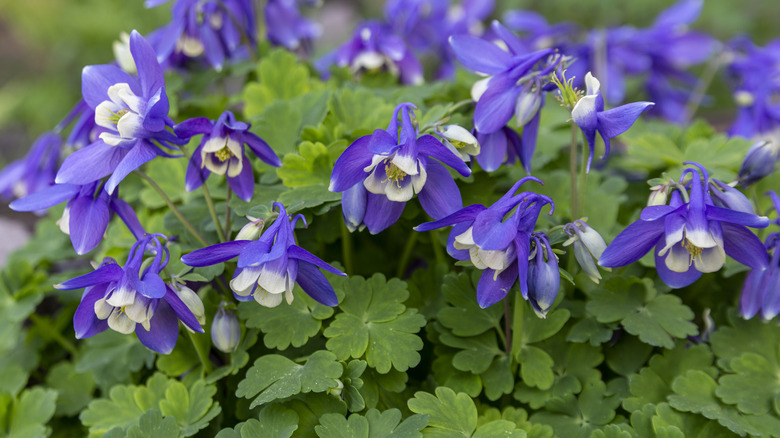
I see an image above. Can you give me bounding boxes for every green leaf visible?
[239,288,334,350]
[513,306,571,390]
[710,309,780,370]
[277,140,347,188]
[518,346,556,390]
[315,409,428,438]
[251,100,304,157]
[359,367,408,410]
[243,49,317,117]
[716,352,780,415]
[236,350,342,408]
[45,362,95,417]
[275,393,347,437]
[473,420,527,438]
[324,274,426,373]
[477,407,554,438]
[438,272,503,337]
[589,424,635,438]
[408,387,477,437]
[531,381,619,438]
[342,360,367,413]
[329,88,395,136]
[0,387,57,438]
[276,184,342,214]
[125,409,180,438]
[240,405,299,438]
[75,330,155,390]
[586,277,697,349]
[158,380,221,436]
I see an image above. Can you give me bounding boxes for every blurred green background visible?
[0,0,777,164]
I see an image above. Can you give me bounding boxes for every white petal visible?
[385,179,415,202]
[454,227,475,249]
[178,36,204,57]
[571,95,597,126]
[583,72,601,96]
[226,155,243,178]
[391,153,419,176]
[258,264,288,294]
[174,285,205,323]
[203,137,227,153]
[94,297,113,320]
[57,207,71,235]
[469,246,488,269]
[254,288,284,307]
[124,300,149,324]
[230,267,261,294]
[471,76,492,102]
[441,125,477,145]
[685,227,718,249]
[108,309,136,334]
[412,163,427,194]
[693,246,726,273]
[363,155,386,173]
[107,284,135,307]
[95,101,124,130]
[116,112,144,139]
[285,288,294,305]
[363,167,388,195]
[664,243,691,273]
[579,227,607,258]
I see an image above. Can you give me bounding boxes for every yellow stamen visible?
[682,238,704,266]
[383,162,407,188]
[214,145,234,162]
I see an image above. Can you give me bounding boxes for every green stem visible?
[396,232,418,278]
[201,182,227,243]
[29,314,78,355]
[340,221,354,276]
[430,230,446,267]
[578,131,589,219]
[510,290,525,359]
[224,186,232,240]
[503,298,512,355]
[682,51,725,126]
[135,170,208,246]
[569,123,579,219]
[187,330,213,374]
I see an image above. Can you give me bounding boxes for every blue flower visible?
[0,132,61,200]
[739,233,779,320]
[737,139,780,186]
[599,162,770,288]
[329,102,471,234]
[527,232,559,317]
[174,111,281,201]
[148,0,257,71]
[726,37,780,138]
[316,21,424,85]
[415,177,554,308]
[570,72,654,171]
[55,30,185,195]
[211,305,241,353]
[55,234,204,354]
[181,203,346,307]
[10,182,145,255]
[265,0,321,54]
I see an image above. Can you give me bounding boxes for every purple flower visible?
[501,10,577,53]
[570,72,654,171]
[329,102,471,234]
[55,30,186,195]
[726,37,780,138]
[181,203,346,307]
[174,111,280,201]
[415,177,554,308]
[472,127,526,173]
[149,0,257,71]
[265,0,321,54]
[738,139,780,186]
[527,232,559,317]
[55,234,204,354]
[599,162,770,288]
[211,305,241,352]
[10,182,145,255]
[739,233,779,320]
[0,132,61,200]
[317,21,424,85]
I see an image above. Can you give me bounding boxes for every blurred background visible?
[0,0,776,261]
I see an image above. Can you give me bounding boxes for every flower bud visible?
[211,307,241,353]
[438,125,480,159]
[563,220,608,284]
[709,179,754,214]
[738,139,779,186]
[527,234,560,318]
[328,379,344,397]
[235,216,265,240]
[112,32,136,74]
[172,283,206,326]
[647,185,668,206]
[515,87,542,127]
[341,183,367,232]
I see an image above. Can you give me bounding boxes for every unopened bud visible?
[739,139,779,186]
[211,307,241,353]
[709,179,754,214]
[515,87,542,127]
[527,234,559,318]
[172,283,206,326]
[235,216,265,240]
[563,220,608,284]
[438,125,480,159]
[648,185,668,206]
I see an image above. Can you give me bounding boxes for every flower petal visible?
[181,240,249,267]
[129,30,165,98]
[414,204,483,232]
[74,285,110,339]
[599,219,665,267]
[476,263,518,308]
[69,191,110,255]
[596,102,655,139]
[104,141,159,194]
[288,245,346,276]
[55,261,122,290]
[163,286,204,333]
[55,141,127,186]
[654,241,702,288]
[329,135,374,192]
[721,223,769,269]
[417,160,464,220]
[10,184,81,212]
[81,64,137,109]
[295,261,339,306]
[473,72,522,134]
[135,299,179,354]
[364,194,405,234]
[449,34,514,75]
[244,132,281,167]
[705,205,769,228]
[417,135,471,177]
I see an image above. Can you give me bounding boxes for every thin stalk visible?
[340,221,354,276]
[396,232,418,279]
[224,187,232,240]
[187,329,213,373]
[510,290,525,359]
[201,182,227,243]
[430,229,446,267]
[569,123,579,219]
[503,299,512,355]
[135,170,208,246]
[681,52,725,126]
[578,131,590,219]
[28,314,78,356]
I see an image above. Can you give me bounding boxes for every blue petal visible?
[364,194,405,235]
[654,0,702,27]
[329,135,374,192]
[477,263,518,308]
[104,141,159,194]
[490,20,527,56]
[417,135,471,177]
[164,286,204,333]
[185,144,209,192]
[69,191,110,255]
[341,183,367,232]
[181,240,249,267]
[227,153,255,202]
[417,160,463,220]
[640,205,676,221]
[81,64,137,109]
[596,102,655,139]
[706,205,769,228]
[73,284,109,339]
[55,262,123,290]
[654,241,702,288]
[244,132,281,167]
[519,109,540,174]
[449,34,514,75]
[55,141,126,186]
[760,269,780,320]
[471,204,520,251]
[414,204,484,232]
[475,129,508,172]
[368,129,398,155]
[135,299,179,354]
[10,184,80,212]
[515,234,530,299]
[288,245,346,276]
[740,268,767,319]
[295,261,338,306]
[174,117,213,138]
[139,272,167,299]
[110,197,146,240]
[599,219,664,267]
[474,73,522,134]
[722,223,769,269]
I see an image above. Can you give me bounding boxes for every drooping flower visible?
[599,162,770,288]
[415,177,554,308]
[737,139,780,186]
[472,127,526,173]
[265,0,321,54]
[739,233,779,320]
[174,111,280,201]
[55,30,186,195]
[181,203,346,307]
[55,234,204,354]
[570,72,654,171]
[0,132,61,200]
[527,232,560,317]
[329,102,471,234]
[148,0,257,71]
[10,182,144,255]
[563,219,608,284]
[316,21,424,85]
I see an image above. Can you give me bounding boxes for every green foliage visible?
[324,274,426,373]
[0,387,57,438]
[315,409,428,438]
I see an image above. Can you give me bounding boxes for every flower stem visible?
[503,298,512,355]
[569,123,579,219]
[224,187,232,240]
[682,51,725,126]
[340,221,354,276]
[578,131,590,218]
[135,170,208,246]
[201,182,227,243]
[396,232,418,279]
[430,229,446,267]
[28,313,78,356]
[510,290,525,359]
[187,329,213,374]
